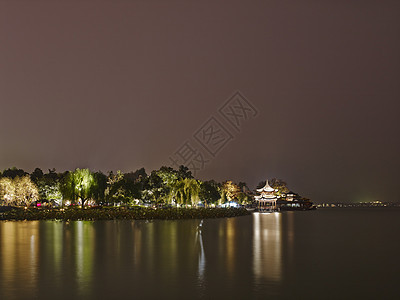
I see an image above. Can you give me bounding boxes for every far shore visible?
[0,206,251,221]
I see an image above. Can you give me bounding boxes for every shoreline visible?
[0,207,251,221]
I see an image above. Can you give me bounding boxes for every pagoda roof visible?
[256,180,275,193]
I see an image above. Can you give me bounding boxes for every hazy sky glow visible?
[1,0,399,203]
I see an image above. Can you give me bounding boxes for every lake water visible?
[1,208,399,299]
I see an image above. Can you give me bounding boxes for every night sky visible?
[1,1,399,203]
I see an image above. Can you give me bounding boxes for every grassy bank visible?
[0,206,250,221]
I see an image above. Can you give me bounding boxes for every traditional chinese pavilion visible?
[254,180,278,211]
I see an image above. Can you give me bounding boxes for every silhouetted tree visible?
[2,167,27,179]
[199,180,221,206]
[30,168,44,184]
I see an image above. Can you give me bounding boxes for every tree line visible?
[0,166,255,208]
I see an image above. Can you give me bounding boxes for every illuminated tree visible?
[236,191,252,205]
[184,178,200,206]
[35,169,63,205]
[61,169,96,208]
[237,182,253,204]
[105,170,143,205]
[269,178,289,197]
[222,181,240,202]
[106,171,126,204]
[141,166,196,205]
[0,176,38,206]
[144,167,179,204]
[0,177,14,205]
[170,178,200,206]
[170,179,185,205]
[36,178,62,204]
[14,176,39,206]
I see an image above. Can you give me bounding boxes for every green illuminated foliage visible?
[61,168,96,207]
[170,178,200,206]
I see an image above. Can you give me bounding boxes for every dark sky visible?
[1,0,399,203]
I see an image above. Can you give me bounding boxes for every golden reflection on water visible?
[0,221,39,298]
[226,219,235,274]
[1,217,261,298]
[131,221,142,268]
[253,213,282,282]
[74,221,95,296]
[217,218,238,279]
[44,221,64,290]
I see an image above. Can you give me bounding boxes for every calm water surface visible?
[1,208,399,299]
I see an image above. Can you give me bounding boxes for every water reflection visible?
[0,216,278,299]
[2,210,399,299]
[0,221,39,299]
[214,217,241,281]
[196,221,206,281]
[253,213,282,283]
[74,221,95,297]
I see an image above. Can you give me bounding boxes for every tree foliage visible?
[199,180,221,206]
[170,178,200,206]
[61,169,96,207]
[221,181,241,202]
[269,178,289,196]
[0,165,307,208]
[35,169,62,204]
[2,167,27,179]
[0,176,38,206]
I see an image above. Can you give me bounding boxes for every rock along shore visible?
[0,207,251,221]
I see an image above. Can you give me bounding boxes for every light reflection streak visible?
[226,219,235,274]
[287,212,295,266]
[30,234,36,281]
[196,225,206,281]
[253,213,282,282]
[75,221,94,297]
[52,222,63,285]
[131,221,142,268]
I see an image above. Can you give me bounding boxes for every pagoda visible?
[254,180,278,211]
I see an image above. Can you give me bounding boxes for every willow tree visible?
[170,179,185,205]
[61,169,96,208]
[184,178,200,206]
[170,178,200,207]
